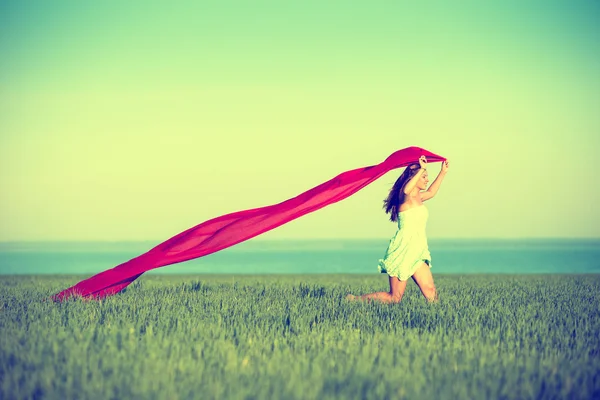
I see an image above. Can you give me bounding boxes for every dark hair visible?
[383,163,421,222]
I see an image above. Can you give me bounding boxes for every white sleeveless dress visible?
[377,204,432,281]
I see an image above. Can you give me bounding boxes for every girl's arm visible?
[421,160,449,201]
[403,156,427,194]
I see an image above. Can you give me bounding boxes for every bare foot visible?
[345,294,357,301]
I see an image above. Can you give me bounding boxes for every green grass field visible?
[1,274,599,399]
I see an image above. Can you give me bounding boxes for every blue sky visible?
[1,1,599,241]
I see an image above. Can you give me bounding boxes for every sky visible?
[1,0,599,242]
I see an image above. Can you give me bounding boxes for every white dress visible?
[377,204,432,281]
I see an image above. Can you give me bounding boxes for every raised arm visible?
[403,156,428,194]
[421,159,449,201]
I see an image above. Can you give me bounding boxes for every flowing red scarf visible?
[52,146,445,301]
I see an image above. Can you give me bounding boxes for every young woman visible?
[347,155,449,303]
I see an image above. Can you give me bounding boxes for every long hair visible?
[383,163,421,222]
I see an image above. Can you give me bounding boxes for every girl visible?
[347,155,449,303]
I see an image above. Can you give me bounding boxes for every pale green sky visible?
[1,0,599,241]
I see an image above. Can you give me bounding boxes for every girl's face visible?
[417,170,429,190]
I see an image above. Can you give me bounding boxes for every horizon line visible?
[1,237,599,244]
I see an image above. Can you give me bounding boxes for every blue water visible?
[0,239,598,275]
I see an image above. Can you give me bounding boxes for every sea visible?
[0,239,598,276]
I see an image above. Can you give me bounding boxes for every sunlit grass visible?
[2,274,599,399]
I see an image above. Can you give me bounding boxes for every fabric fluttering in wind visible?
[52,146,445,301]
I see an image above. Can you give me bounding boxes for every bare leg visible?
[411,262,438,302]
[346,275,407,304]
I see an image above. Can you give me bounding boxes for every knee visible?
[390,293,403,303]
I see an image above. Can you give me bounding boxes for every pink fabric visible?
[52,146,445,301]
